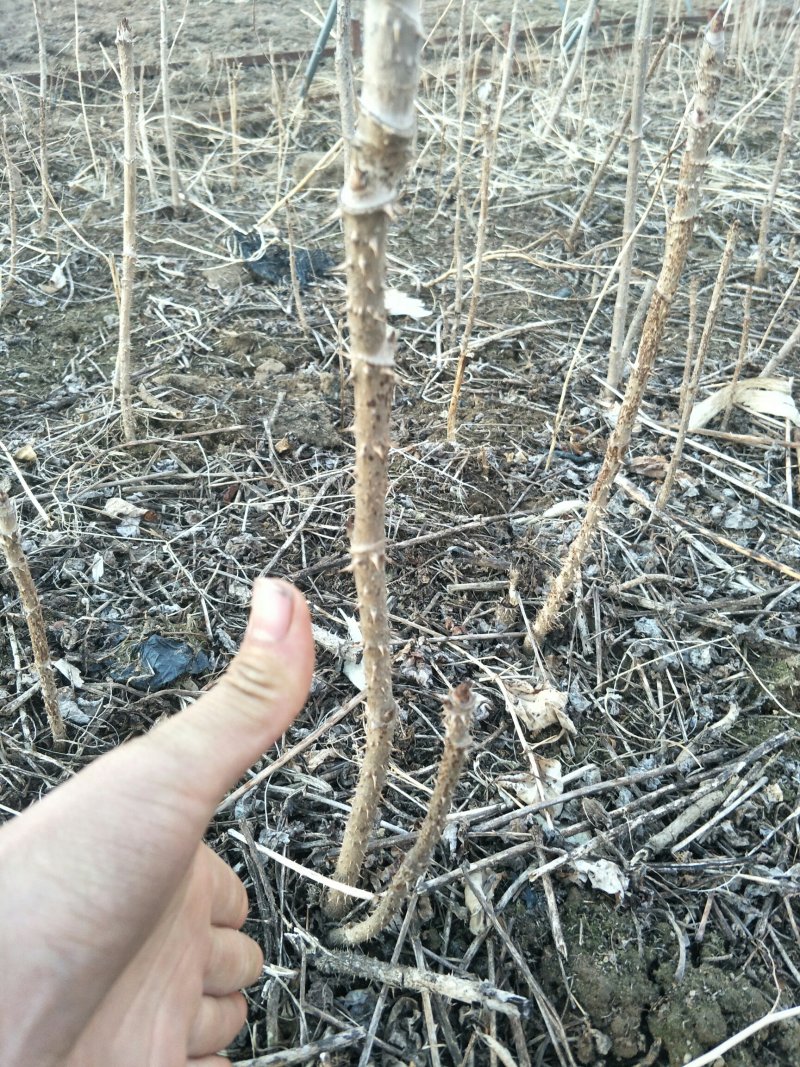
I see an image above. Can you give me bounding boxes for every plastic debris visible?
[108,635,211,691]
[232,231,334,288]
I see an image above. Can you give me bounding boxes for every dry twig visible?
[0,492,64,744]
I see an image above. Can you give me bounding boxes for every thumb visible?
[146,577,315,813]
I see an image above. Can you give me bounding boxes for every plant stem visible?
[74,0,100,182]
[160,0,182,211]
[531,15,725,645]
[31,0,50,234]
[329,683,475,946]
[606,0,655,394]
[115,18,137,443]
[655,223,737,511]
[0,492,65,745]
[447,3,518,441]
[754,28,800,285]
[325,0,423,921]
[566,25,673,252]
[0,119,19,294]
[335,0,355,174]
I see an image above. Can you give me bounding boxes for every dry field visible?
[2,2,800,1065]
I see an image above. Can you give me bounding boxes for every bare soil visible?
[2,4,800,1066]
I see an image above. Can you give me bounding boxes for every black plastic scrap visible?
[108,635,211,692]
[233,230,334,288]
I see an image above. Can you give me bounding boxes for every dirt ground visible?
[0,0,583,73]
[2,2,800,1066]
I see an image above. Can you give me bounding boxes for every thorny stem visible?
[0,119,19,294]
[329,683,475,946]
[565,25,674,252]
[160,0,182,211]
[0,492,65,745]
[115,19,137,443]
[325,0,423,921]
[606,0,655,394]
[335,0,355,174]
[32,0,50,234]
[754,27,800,286]
[532,16,725,645]
[655,223,737,512]
[447,3,518,441]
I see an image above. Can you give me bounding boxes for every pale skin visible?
[0,578,315,1066]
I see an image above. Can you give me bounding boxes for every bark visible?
[532,16,725,645]
[325,0,422,920]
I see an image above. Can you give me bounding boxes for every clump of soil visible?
[534,888,800,1066]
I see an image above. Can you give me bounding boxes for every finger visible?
[204,926,264,996]
[147,578,315,817]
[188,992,248,1058]
[203,846,249,929]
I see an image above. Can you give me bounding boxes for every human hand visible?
[0,578,314,1067]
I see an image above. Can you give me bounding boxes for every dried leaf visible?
[305,747,337,772]
[53,657,84,688]
[498,756,564,817]
[104,497,148,520]
[136,383,183,418]
[629,454,669,481]
[311,623,364,691]
[464,871,490,935]
[13,444,38,463]
[689,376,800,430]
[59,695,93,725]
[385,288,431,320]
[505,681,576,737]
[343,658,366,691]
[541,499,587,519]
[475,80,494,103]
[116,517,141,539]
[573,858,629,899]
[40,262,68,294]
